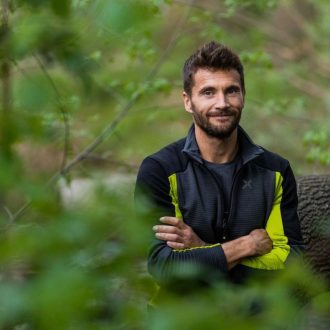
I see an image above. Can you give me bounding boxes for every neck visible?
[194,126,238,164]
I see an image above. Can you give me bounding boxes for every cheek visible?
[236,101,244,109]
[230,96,244,109]
[193,99,214,112]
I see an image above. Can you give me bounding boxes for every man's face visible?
[183,68,244,139]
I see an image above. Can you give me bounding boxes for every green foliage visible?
[0,0,329,328]
[224,0,279,16]
[304,129,330,165]
[146,259,327,330]
[241,50,273,68]
[92,0,159,33]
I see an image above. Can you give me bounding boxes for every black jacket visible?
[135,125,304,284]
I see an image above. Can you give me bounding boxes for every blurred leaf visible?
[14,74,55,113]
[93,0,157,33]
[0,0,329,328]
[0,283,27,325]
[51,0,71,17]
[28,267,93,329]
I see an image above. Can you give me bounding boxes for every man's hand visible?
[221,229,273,270]
[152,217,272,269]
[153,216,206,249]
[248,229,272,256]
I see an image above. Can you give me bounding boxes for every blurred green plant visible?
[304,129,330,165]
[0,0,329,329]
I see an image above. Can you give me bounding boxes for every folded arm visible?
[154,216,272,270]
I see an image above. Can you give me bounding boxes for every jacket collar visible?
[182,124,264,164]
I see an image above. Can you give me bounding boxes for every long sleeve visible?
[240,162,305,270]
[135,157,228,284]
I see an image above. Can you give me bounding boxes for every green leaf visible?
[51,0,71,17]
[93,0,156,33]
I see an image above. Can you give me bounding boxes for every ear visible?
[182,92,193,114]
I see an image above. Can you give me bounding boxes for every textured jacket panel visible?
[176,162,224,243]
[227,162,276,238]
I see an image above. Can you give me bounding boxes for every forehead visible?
[192,68,241,90]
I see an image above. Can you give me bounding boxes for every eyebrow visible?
[198,86,216,94]
[198,83,241,93]
[225,84,241,91]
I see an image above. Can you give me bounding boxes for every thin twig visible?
[47,1,192,182]
[34,54,71,171]
[11,1,195,221]
[3,206,14,221]
[11,58,39,84]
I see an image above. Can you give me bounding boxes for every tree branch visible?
[34,54,71,171]
[11,0,195,221]
[47,0,193,180]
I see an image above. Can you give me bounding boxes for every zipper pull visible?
[222,221,227,241]
[222,211,229,241]
[222,225,227,241]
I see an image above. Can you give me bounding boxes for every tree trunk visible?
[296,175,330,330]
[297,175,330,282]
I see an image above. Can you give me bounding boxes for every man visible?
[135,41,304,286]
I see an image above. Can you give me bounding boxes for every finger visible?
[167,241,185,249]
[155,232,182,243]
[153,225,181,234]
[160,216,183,227]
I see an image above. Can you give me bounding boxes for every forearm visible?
[149,234,258,280]
[222,236,255,270]
[148,240,229,282]
[151,219,272,277]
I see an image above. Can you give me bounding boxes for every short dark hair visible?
[183,41,245,96]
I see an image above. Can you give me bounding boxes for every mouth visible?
[208,114,233,118]
[207,110,234,118]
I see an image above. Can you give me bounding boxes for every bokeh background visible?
[0,0,329,329]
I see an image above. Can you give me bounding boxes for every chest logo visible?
[242,179,252,190]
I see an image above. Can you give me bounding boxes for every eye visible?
[201,89,214,96]
[227,86,240,94]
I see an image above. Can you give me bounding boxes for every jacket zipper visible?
[221,167,244,241]
[225,157,258,240]
[202,164,227,240]
[195,154,261,242]
[224,167,243,240]
[203,159,246,242]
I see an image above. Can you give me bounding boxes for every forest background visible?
[0,0,329,329]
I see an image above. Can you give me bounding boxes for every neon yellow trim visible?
[173,243,221,253]
[241,171,290,270]
[168,173,183,219]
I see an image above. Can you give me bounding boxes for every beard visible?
[191,103,242,139]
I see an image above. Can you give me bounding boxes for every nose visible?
[214,92,229,109]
